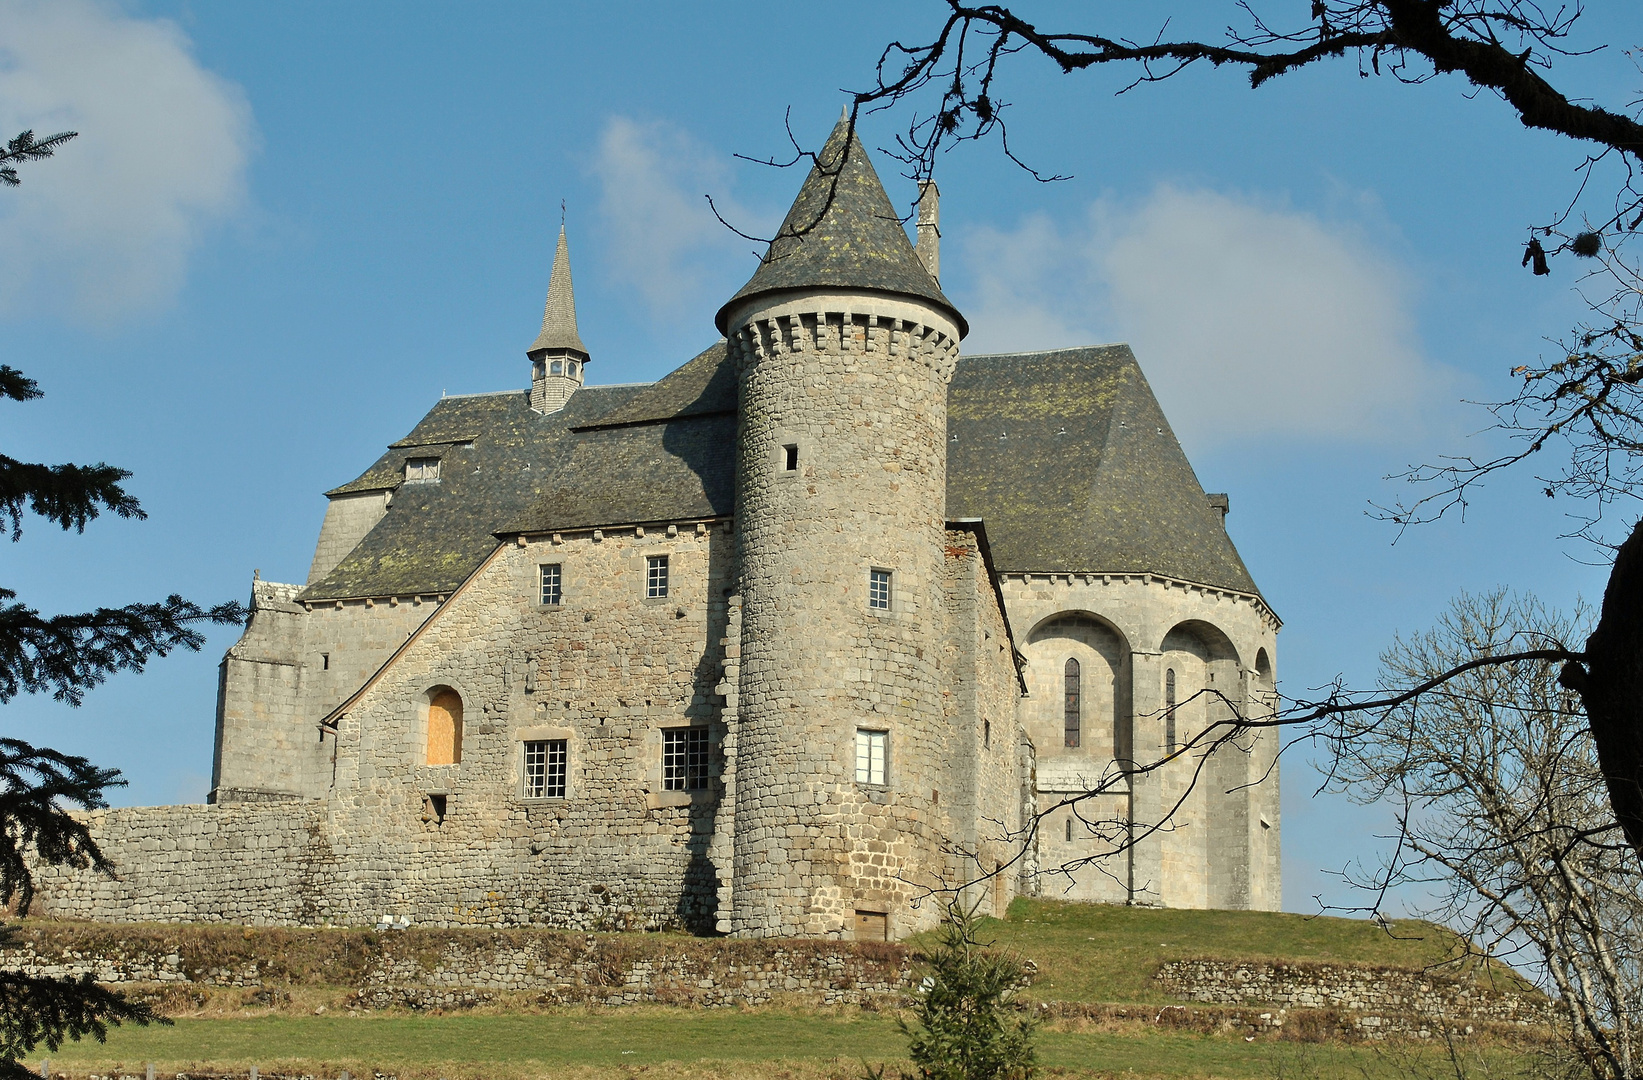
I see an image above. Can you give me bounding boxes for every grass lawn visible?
[39,1009,1525,1080]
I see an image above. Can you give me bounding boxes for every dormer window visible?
[405,457,440,483]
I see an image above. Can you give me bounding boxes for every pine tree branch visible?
[0,457,145,541]
[0,131,76,189]
[0,740,122,915]
[0,957,168,1079]
[0,591,246,706]
[0,369,41,405]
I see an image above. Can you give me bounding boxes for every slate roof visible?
[302,384,645,601]
[716,114,965,336]
[305,343,1262,605]
[947,346,1259,595]
[528,226,588,357]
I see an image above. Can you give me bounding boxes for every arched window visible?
[427,688,463,765]
[1063,658,1081,748]
[1065,816,1073,842]
[1165,668,1177,753]
[567,360,579,378]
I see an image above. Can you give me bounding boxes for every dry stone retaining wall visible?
[1,923,911,1008]
[1154,958,1551,1027]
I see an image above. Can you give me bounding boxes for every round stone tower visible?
[716,115,967,938]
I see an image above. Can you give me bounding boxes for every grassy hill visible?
[22,903,1546,1080]
[953,898,1518,1003]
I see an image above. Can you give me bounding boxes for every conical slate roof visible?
[715,113,966,336]
[529,225,588,358]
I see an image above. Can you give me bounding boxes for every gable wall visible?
[319,519,737,930]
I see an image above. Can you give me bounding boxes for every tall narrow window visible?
[783,444,799,470]
[1063,658,1082,748]
[662,727,709,790]
[1165,668,1178,753]
[539,563,562,606]
[1065,817,1073,842]
[523,738,567,798]
[646,555,670,599]
[426,688,463,765]
[855,728,888,785]
[868,568,892,610]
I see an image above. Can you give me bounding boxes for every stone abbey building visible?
[41,117,1281,938]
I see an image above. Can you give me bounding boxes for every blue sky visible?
[2,1,1638,914]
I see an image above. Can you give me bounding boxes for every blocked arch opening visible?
[426,686,463,765]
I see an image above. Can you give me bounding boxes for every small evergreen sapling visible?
[868,900,1038,1080]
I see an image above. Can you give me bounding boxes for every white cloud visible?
[957,185,1453,446]
[0,0,254,321]
[589,116,773,321]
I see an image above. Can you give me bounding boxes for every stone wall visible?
[1154,959,1552,1026]
[1002,572,1281,910]
[1,922,912,1008]
[32,803,332,925]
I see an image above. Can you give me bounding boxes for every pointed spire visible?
[715,113,965,336]
[529,225,588,358]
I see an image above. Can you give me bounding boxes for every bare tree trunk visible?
[1565,518,1643,860]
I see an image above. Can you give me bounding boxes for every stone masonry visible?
[37,112,1282,936]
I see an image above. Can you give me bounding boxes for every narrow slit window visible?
[539,563,562,606]
[1064,658,1081,748]
[1165,668,1178,753]
[321,652,329,671]
[1065,817,1073,842]
[646,555,670,599]
[662,727,709,791]
[783,444,799,471]
[855,728,888,785]
[523,738,567,798]
[868,569,892,610]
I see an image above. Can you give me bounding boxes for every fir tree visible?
[868,901,1038,1080]
[1,136,244,1080]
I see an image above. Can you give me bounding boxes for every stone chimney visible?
[915,181,940,281]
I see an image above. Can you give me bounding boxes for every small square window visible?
[868,568,892,610]
[662,727,709,791]
[647,555,670,599]
[405,457,440,483]
[539,563,562,606]
[855,728,888,785]
[523,738,567,799]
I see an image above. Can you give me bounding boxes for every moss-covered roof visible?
[948,346,1258,595]
[715,115,964,336]
[305,342,1261,603]
[302,385,645,601]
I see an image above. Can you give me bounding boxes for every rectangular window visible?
[539,563,562,606]
[783,444,799,470]
[523,739,567,798]
[647,555,670,599]
[855,728,888,785]
[662,727,709,791]
[868,568,892,610]
[404,457,440,483]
